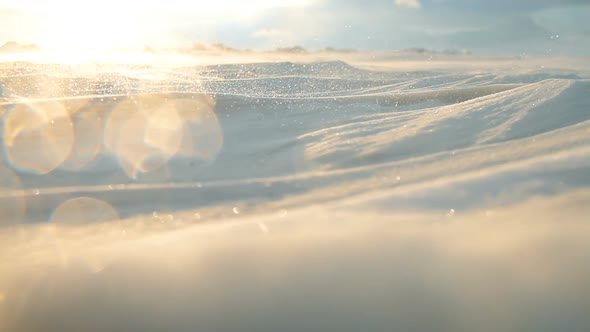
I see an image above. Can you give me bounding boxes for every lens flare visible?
[2,101,74,174]
[176,95,223,161]
[50,197,119,226]
[103,97,139,153]
[104,94,222,179]
[59,101,104,171]
[105,95,183,178]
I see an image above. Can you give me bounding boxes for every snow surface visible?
[1,53,590,331]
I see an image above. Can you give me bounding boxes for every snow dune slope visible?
[1,57,590,331]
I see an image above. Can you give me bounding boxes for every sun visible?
[41,8,144,51]
[2,0,312,52]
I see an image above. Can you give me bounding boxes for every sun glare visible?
[2,0,312,52]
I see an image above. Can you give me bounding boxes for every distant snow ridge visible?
[0,41,41,53]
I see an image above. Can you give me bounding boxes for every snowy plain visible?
[1,50,590,331]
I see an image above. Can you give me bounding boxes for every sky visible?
[1,0,589,55]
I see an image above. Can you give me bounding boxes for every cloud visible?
[429,0,589,12]
[394,0,421,9]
